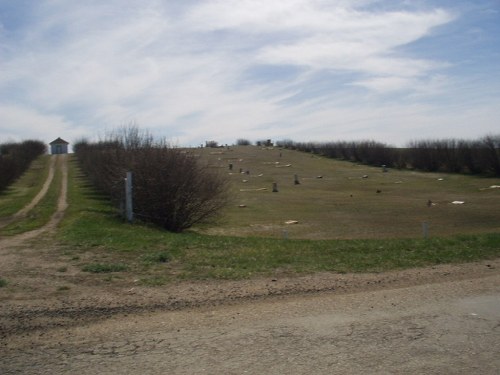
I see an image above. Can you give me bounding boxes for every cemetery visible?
[195,144,500,240]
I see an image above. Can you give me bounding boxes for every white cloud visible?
[0,104,82,143]
[352,76,417,93]
[0,0,498,147]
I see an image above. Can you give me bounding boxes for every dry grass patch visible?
[195,146,500,239]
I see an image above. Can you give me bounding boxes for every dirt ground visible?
[1,261,499,375]
[1,154,499,374]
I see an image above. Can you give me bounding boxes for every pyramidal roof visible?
[50,137,69,145]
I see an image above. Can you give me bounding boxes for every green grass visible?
[161,232,500,279]
[0,152,464,283]
[0,156,62,236]
[82,263,128,273]
[56,154,500,282]
[195,146,500,239]
[139,275,170,286]
[0,155,51,217]
[0,278,7,288]
[141,251,171,264]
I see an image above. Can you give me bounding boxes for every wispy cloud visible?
[0,0,499,146]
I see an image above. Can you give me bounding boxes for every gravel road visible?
[2,270,499,375]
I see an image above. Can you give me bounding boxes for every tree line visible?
[0,140,47,192]
[276,135,500,176]
[74,126,229,232]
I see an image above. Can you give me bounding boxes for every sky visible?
[1,0,499,148]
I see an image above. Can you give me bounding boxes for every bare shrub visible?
[205,140,219,148]
[286,135,500,176]
[131,146,228,231]
[276,139,295,149]
[256,139,273,147]
[0,140,47,191]
[407,136,500,175]
[74,126,229,232]
[236,138,251,146]
[480,135,500,176]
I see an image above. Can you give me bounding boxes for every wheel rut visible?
[0,154,68,248]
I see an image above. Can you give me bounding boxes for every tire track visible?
[0,154,68,248]
[2,274,499,375]
[0,155,56,229]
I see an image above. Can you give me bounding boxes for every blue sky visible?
[1,0,499,147]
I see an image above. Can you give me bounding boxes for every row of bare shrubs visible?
[277,135,500,176]
[0,140,47,192]
[73,127,229,232]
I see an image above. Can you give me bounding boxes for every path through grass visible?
[0,155,63,236]
[0,155,51,218]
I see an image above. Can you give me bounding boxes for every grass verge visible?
[0,155,51,217]
[0,156,62,236]
[82,263,128,273]
[58,155,500,282]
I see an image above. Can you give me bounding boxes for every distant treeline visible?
[0,140,47,192]
[74,126,228,232]
[276,135,500,176]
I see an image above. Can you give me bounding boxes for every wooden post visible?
[125,171,133,223]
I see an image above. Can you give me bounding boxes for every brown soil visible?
[1,245,498,339]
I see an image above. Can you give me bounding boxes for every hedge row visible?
[74,127,229,232]
[0,140,47,192]
[277,135,500,176]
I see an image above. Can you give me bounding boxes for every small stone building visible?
[50,137,69,154]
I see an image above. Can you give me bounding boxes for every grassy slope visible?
[58,153,500,283]
[0,154,63,235]
[0,155,51,217]
[196,146,500,239]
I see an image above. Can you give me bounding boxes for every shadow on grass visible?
[0,186,14,195]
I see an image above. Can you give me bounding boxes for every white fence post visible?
[125,171,133,223]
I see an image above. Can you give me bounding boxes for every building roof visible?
[50,137,69,145]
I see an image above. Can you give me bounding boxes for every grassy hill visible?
[195,146,500,239]
[1,150,498,283]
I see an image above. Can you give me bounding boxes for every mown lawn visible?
[195,146,500,239]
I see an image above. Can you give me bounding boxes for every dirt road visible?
[1,271,499,375]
